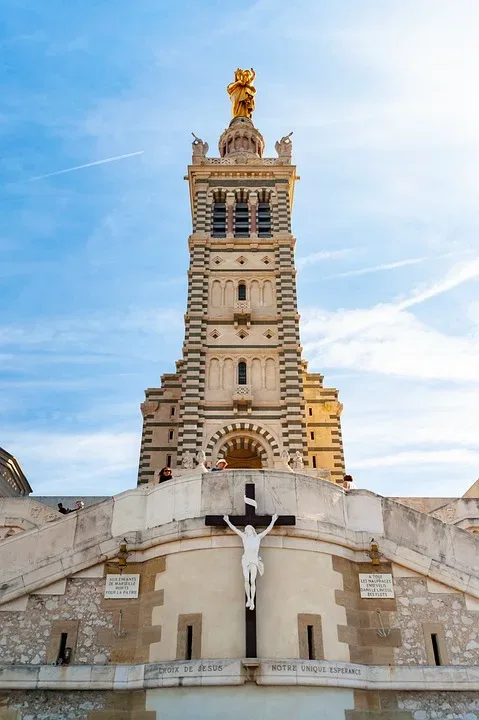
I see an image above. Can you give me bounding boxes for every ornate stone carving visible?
[218,117,265,159]
[140,400,159,418]
[280,449,293,473]
[444,504,458,523]
[181,451,195,470]
[291,451,304,471]
[324,400,343,416]
[196,450,207,472]
[191,133,209,164]
[275,132,293,163]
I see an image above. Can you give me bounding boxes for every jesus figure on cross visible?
[223,513,278,610]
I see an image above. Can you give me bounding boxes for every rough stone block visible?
[358,628,402,647]
[345,713,413,720]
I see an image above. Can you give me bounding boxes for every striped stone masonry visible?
[137,133,345,480]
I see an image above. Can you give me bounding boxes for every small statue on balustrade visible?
[291,451,304,471]
[191,133,209,164]
[275,132,293,162]
[181,450,195,470]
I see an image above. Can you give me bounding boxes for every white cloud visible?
[296,248,357,270]
[303,306,479,383]
[302,258,479,383]
[352,449,479,470]
[398,258,479,312]
[327,257,428,279]
[28,151,144,182]
[0,308,183,350]
[2,430,139,495]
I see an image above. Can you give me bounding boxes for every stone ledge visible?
[0,660,478,692]
[2,471,479,607]
[345,713,412,720]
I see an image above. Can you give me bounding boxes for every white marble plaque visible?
[359,573,394,598]
[104,574,140,598]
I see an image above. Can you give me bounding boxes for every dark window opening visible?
[56,633,71,665]
[312,456,317,469]
[310,431,315,440]
[307,625,315,660]
[308,407,313,416]
[168,430,174,441]
[170,407,175,417]
[212,203,226,237]
[186,625,193,661]
[238,283,247,301]
[167,454,172,467]
[431,633,441,666]
[238,361,247,385]
[234,203,249,237]
[257,202,271,237]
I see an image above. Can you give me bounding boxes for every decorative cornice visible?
[0,659,477,691]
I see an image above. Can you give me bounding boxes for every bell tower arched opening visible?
[218,437,264,469]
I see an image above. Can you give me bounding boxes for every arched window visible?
[257,202,271,237]
[238,283,246,301]
[257,190,272,237]
[238,361,247,385]
[211,191,226,237]
[235,190,249,237]
[212,202,226,237]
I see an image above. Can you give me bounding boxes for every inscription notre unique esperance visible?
[270,663,362,676]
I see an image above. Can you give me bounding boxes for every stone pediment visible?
[430,497,479,530]
[0,497,59,540]
[0,470,478,606]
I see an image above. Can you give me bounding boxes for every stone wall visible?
[332,557,400,665]
[397,691,479,719]
[394,578,479,666]
[0,579,112,665]
[0,690,153,720]
[0,690,106,719]
[1,687,479,720]
[349,690,479,719]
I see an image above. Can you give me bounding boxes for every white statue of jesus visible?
[223,513,278,610]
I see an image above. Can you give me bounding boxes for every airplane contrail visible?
[28,151,144,182]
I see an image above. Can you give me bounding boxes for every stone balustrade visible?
[1,471,479,607]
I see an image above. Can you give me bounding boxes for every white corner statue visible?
[196,449,207,472]
[223,513,278,610]
[181,450,195,470]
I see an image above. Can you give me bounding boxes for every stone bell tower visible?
[137,71,345,481]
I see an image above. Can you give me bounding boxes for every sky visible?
[1,0,478,498]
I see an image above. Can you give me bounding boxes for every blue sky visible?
[1,0,478,498]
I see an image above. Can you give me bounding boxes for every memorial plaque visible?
[104,573,140,598]
[359,573,394,598]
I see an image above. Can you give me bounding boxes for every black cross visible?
[205,482,296,658]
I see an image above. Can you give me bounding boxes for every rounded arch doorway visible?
[218,436,266,469]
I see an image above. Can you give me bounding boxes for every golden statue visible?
[227,68,256,119]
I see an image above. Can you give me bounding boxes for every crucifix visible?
[205,482,296,658]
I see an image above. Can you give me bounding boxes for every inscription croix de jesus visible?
[205,482,296,658]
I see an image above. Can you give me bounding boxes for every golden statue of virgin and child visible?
[227,68,256,119]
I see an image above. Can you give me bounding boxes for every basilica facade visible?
[0,74,478,720]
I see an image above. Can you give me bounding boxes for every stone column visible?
[249,192,258,239]
[226,192,235,238]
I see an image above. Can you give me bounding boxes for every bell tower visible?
[137,71,345,480]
